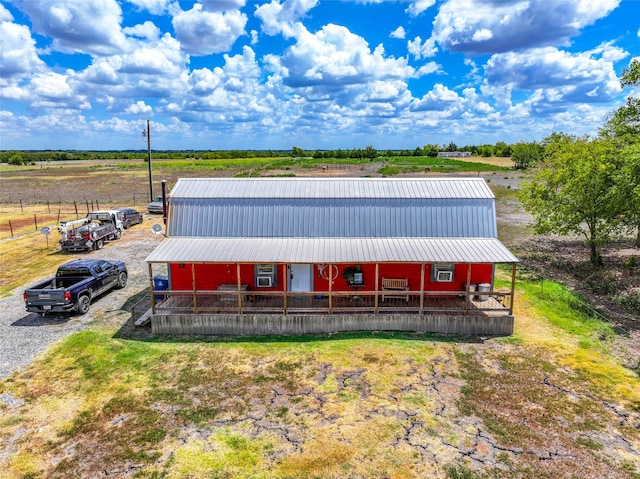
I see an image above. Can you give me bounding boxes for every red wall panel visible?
[169,262,494,293]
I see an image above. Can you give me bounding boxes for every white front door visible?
[289,264,313,292]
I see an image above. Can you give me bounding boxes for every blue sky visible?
[1,0,639,151]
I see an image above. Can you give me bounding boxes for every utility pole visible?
[142,119,153,201]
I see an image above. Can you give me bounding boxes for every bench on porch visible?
[381,277,409,301]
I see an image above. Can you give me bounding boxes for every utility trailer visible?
[58,210,123,252]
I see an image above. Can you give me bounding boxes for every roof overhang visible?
[146,237,519,264]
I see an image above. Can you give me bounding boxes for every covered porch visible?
[145,237,518,336]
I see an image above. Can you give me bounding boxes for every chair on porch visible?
[381,277,409,301]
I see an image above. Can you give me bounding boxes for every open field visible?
[0,158,639,478]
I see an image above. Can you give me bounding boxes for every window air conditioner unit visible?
[436,270,454,282]
[257,276,272,287]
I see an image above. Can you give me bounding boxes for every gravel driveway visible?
[0,227,163,381]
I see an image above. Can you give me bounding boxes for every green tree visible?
[494,141,512,157]
[599,57,640,246]
[291,146,305,157]
[8,154,23,165]
[613,144,640,246]
[599,97,640,142]
[621,58,640,87]
[423,144,439,157]
[364,145,377,160]
[511,141,543,169]
[519,135,622,264]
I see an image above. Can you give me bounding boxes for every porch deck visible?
[143,290,514,336]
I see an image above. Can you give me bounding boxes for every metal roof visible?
[146,237,518,264]
[166,177,498,238]
[168,197,496,238]
[168,177,495,199]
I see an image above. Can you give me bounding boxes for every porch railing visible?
[149,287,513,317]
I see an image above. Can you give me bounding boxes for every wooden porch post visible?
[283,264,288,315]
[465,263,472,314]
[419,263,425,314]
[236,263,243,314]
[148,263,156,314]
[374,263,379,314]
[328,263,334,314]
[509,263,516,315]
[192,263,198,314]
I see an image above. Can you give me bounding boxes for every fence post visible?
[20,199,23,213]
[47,201,51,213]
[57,210,61,224]
[74,202,79,219]
[34,214,38,231]
[9,220,13,237]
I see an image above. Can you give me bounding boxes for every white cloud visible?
[471,28,492,42]
[412,83,461,111]
[126,0,172,15]
[30,71,92,111]
[0,18,47,80]
[73,32,189,104]
[407,36,437,59]
[126,100,153,115]
[415,62,440,77]
[485,47,621,103]
[267,23,413,91]
[430,0,620,55]
[123,21,161,41]
[0,3,13,21]
[254,0,319,37]
[17,0,127,55]
[405,0,436,17]
[390,26,406,40]
[250,29,259,45]
[173,3,247,55]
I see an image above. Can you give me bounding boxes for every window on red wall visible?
[255,263,277,287]
[432,263,454,282]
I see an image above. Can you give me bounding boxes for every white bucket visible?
[468,284,477,300]
[477,283,491,301]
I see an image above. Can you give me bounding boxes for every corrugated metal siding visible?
[146,237,518,264]
[169,177,494,199]
[167,197,497,238]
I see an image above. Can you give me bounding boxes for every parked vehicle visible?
[23,259,128,315]
[116,207,143,228]
[148,196,164,214]
[58,210,123,252]
[89,210,125,231]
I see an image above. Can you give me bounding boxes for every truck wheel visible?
[95,239,104,250]
[114,230,122,239]
[77,295,91,315]
[117,271,128,288]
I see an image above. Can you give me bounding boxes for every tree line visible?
[1,142,518,166]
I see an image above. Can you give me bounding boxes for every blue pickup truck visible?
[23,259,128,315]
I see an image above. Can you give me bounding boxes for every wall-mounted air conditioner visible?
[436,270,453,282]
[257,276,272,287]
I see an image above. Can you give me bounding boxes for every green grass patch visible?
[518,279,615,349]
